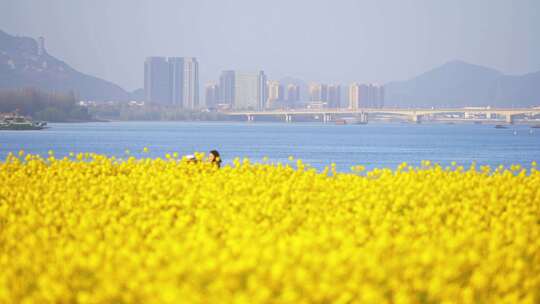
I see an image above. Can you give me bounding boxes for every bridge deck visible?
[223,108,539,116]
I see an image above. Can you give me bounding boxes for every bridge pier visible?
[411,114,422,123]
[284,114,293,123]
[506,114,515,124]
[322,114,332,124]
[359,112,368,123]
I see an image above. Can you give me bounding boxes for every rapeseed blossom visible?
[0,152,539,303]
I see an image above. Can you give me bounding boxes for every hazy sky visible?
[1,0,539,91]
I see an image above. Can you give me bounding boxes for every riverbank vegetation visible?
[1,153,539,303]
[88,103,231,121]
[0,88,93,122]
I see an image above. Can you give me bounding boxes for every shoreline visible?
[50,119,540,126]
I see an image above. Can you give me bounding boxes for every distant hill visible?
[385,60,540,107]
[0,29,130,101]
[130,88,145,101]
[491,71,540,107]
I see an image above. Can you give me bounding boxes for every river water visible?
[0,121,538,171]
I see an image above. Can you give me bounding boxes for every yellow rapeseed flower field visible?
[1,152,539,303]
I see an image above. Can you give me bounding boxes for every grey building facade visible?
[234,71,267,110]
[219,70,236,105]
[144,57,199,109]
[144,57,171,105]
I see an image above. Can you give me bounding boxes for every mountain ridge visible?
[385,60,540,107]
[0,29,130,101]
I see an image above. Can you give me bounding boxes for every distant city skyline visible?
[267,81,284,103]
[214,70,268,110]
[144,56,199,108]
[203,72,386,110]
[327,85,342,108]
[1,0,538,92]
[234,71,267,110]
[204,82,219,108]
[286,84,300,103]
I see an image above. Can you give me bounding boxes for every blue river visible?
[0,121,538,171]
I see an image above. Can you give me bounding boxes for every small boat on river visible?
[335,116,368,125]
[0,114,47,130]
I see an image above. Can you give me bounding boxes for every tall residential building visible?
[309,83,328,102]
[234,71,267,110]
[182,57,199,109]
[286,84,300,103]
[267,80,284,107]
[205,82,220,108]
[348,83,361,109]
[219,70,235,105]
[375,85,385,108]
[363,84,384,108]
[349,83,385,109]
[327,84,341,108]
[168,58,184,106]
[144,57,199,108]
[144,57,171,105]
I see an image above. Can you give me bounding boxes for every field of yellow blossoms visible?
[1,151,539,303]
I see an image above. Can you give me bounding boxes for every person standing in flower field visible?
[207,150,222,168]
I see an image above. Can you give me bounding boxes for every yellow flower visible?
[0,153,538,303]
